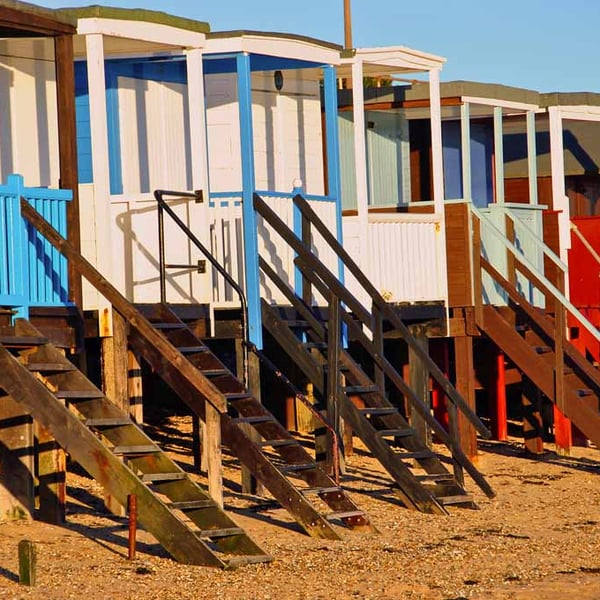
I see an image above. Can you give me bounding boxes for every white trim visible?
[526,110,538,205]
[85,33,113,330]
[554,107,600,122]
[548,106,570,261]
[429,68,444,211]
[461,101,472,201]
[344,45,445,71]
[493,106,505,204]
[77,17,205,48]
[205,35,340,65]
[462,95,540,113]
[351,58,370,274]
[367,212,441,224]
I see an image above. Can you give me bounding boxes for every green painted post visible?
[18,539,36,586]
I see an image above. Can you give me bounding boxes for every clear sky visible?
[37,0,600,93]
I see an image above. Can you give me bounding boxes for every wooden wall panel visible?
[445,202,472,308]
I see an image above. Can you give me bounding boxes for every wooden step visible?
[438,495,474,506]
[198,527,245,540]
[201,369,230,378]
[532,345,552,355]
[575,388,594,397]
[377,428,415,438]
[224,392,254,402]
[177,346,209,354]
[280,462,318,473]
[230,415,273,425]
[85,417,132,427]
[152,323,187,330]
[325,510,365,521]
[26,362,76,372]
[396,451,434,461]
[226,555,273,568]
[169,500,215,511]
[301,486,343,496]
[0,335,48,347]
[415,473,455,482]
[113,445,160,455]
[55,390,104,399]
[358,407,397,416]
[345,385,379,394]
[259,439,298,448]
[140,472,187,483]
[304,341,327,350]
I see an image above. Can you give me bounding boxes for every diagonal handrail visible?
[254,192,490,439]
[571,220,600,270]
[154,189,249,383]
[473,205,600,345]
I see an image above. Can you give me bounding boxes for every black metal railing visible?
[155,189,249,382]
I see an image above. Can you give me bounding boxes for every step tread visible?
[169,499,215,511]
[152,323,187,330]
[141,472,187,483]
[231,416,274,425]
[177,346,209,354]
[301,486,343,496]
[377,428,415,438]
[0,335,48,347]
[325,510,366,521]
[396,451,435,461]
[201,369,230,377]
[415,473,455,482]
[358,407,397,416]
[224,392,254,401]
[259,439,297,448]
[26,362,76,372]
[197,527,245,539]
[113,444,160,455]
[85,417,132,427]
[437,494,474,506]
[345,385,380,395]
[280,462,318,473]
[55,390,104,399]
[226,554,273,568]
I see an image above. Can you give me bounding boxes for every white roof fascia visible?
[77,17,205,49]
[205,34,340,66]
[342,46,446,73]
[553,105,600,122]
[462,95,541,113]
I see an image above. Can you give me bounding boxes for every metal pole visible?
[343,0,353,49]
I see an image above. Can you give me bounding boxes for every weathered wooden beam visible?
[241,352,261,496]
[522,376,544,455]
[409,324,431,448]
[454,336,478,463]
[36,422,66,524]
[0,6,75,35]
[18,540,36,587]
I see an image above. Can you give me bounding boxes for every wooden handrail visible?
[254,192,490,439]
[20,198,227,415]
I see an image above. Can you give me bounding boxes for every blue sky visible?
[38,1,600,93]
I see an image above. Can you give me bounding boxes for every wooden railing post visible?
[505,214,516,287]
[301,209,312,307]
[325,293,343,474]
[372,303,385,394]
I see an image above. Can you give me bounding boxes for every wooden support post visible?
[553,271,570,455]
[372,304,385,393]
[453,336,478,463]
[430,340,449,431]
[522,376,544,455]
[127,351,143,424]
[408,325,431,448]
[36,422,66,524]
[101,309,129,516]
[554,406,572,456]
[18,540,36,586]
[325,294,344,474]
[205,402,223,508]
[192,415,202,473]
[240,351,263,495]
[0,396,34,521]
[490,347,508,441]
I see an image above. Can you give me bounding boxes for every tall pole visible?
[343,0,353,49]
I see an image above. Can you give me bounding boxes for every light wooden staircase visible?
[0,320,270,568]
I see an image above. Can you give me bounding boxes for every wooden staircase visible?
[0,320,270,568]
[478,259,600,447]
[253,193,496,513]
[263,303,477,514]
[133,302,373,539]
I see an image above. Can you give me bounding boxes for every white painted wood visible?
[340,45,446,74]
[493,106,505,204]
[549,106,570,261]
[461,95,540,112]
[85,33,113,330]
[526,110,538,205]
[204,34,339,66]
[0,38,60,187]
[351,59,370,274]
[460,101,472,201]
[429,68,444,212]
[77,17,205,48]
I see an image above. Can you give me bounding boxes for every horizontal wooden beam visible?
[0,6,75,36]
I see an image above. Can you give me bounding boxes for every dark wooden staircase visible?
[133,302,373,538]
[253,193,496,513]
[0,319,270,568]
[478,258,600,447]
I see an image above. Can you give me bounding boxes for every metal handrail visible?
[472,205,600,344]
[154,189,250,383]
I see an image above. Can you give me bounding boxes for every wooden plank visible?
[127,351,143,423]
[54,34,81,308]
[409,325,431,448]
[241,352,262,495]
[0,6,75,35]
[205,403,223,508]
[36,422,66,524]
[522,376,544,454]
[445,203,473,308]
[454,336,478,462]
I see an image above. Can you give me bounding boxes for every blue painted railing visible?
[0,174,72,318]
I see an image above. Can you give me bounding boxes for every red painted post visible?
[430,340,449,430]
[553,406,572,455]
[490,347,508,441]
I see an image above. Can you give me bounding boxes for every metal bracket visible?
[197,259,206,274]
[194,190,204,203]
